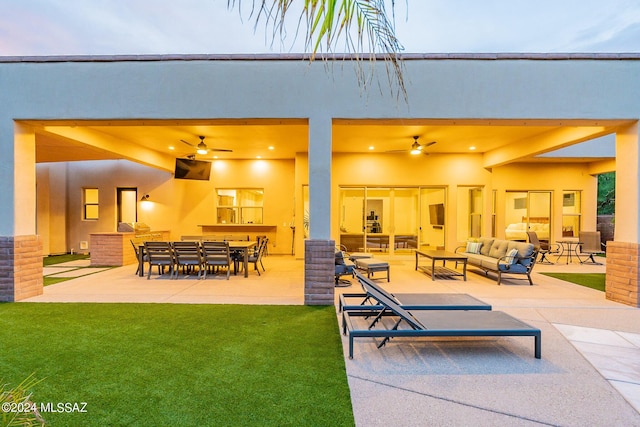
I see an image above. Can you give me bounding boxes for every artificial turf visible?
[43,254,90,266]
[541,272,606,292]
[0,303,354,426]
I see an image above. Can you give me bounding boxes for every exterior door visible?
[117,188,137,224]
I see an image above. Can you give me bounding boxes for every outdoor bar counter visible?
[89,231,170,267]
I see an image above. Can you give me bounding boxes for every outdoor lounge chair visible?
[342,272,541,359]
[339,273,492,312]
[335,249,356,287]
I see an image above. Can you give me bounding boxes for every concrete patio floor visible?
[24,254,640,426]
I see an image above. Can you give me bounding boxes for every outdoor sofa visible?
[455,237,538,285]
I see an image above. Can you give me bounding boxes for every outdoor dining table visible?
[227,240,257,278]
[556,239,582,264]
[137,240,257,278]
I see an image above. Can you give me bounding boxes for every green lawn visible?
[0,304,354,426]
[541,272,606,292]
[43,253,90,266]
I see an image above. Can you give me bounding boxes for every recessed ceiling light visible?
[368,146,375,150]
[168,146,175,150]
[213,155,218,159]
[268,146,275,150]
[469,146,476,150]
[256,155,262,159]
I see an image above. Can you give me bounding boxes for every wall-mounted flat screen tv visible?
[174,158,211,181]
[429,203,445,226]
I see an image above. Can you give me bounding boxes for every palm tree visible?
[227,0,406,100]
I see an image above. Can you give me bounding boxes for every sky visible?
[1,0,639,56]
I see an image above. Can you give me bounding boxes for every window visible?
[83,188,99,220]
[457,186,483,241]
[216,189,264,224]
[562,190,581,237]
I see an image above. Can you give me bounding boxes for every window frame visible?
[83,187,99,221]
[216,188,264,224]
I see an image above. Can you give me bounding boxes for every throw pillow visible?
[466,241,482,254]
[505,248,519,264]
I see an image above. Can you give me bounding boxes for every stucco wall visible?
[2,56,640,238]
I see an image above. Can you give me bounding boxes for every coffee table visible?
[415,250,467,281]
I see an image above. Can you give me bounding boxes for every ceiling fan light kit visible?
[179,135,232,158]
[387,135,437,155]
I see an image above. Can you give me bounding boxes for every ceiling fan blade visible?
[423,141,437,147]
[209,148,233,152]
[180,139,196,148]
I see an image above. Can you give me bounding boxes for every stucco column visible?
[0,123,43,301]
[606,123,640,307]
[304,116,334,305]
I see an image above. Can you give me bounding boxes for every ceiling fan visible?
[179,135,232,156]
[387,135,437,155]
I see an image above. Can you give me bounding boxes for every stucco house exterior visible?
[0,53,638,305]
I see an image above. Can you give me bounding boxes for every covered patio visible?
[2,54,639,308]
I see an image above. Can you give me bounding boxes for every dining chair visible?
[201,241,232,279]
[172,241,205,279]
[144,241,174,279]
[577,231,606,265]
[526,231,559,264]
[242,237,268,276]
[130,239,149,275]
[256,235,269,256]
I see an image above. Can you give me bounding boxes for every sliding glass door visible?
[420,187,446,250]
[339,187,366,252]
[504,191,552,242]
[339,186,446,253]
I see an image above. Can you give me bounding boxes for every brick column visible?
[304,239,335,305]
[606,241,640,307]
[0,235,43,302]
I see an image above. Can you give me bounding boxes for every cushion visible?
[478,238,494,257]
[498,263,528,273]
[507,241,535,258]
[466,241,482,254]
[488,240,509,259]
[335,251,346,265]
[505,248,519,264]
[507,241,535,266]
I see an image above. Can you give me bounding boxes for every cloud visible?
[0,0,638,56]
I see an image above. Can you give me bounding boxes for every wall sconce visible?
[140,194,153,211]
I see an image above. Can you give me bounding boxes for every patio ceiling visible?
[26,118,629,171]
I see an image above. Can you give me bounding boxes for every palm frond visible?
[228,0,407,101]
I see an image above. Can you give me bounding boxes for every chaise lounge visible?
[343,273,541,359]
[339,273,492,312]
